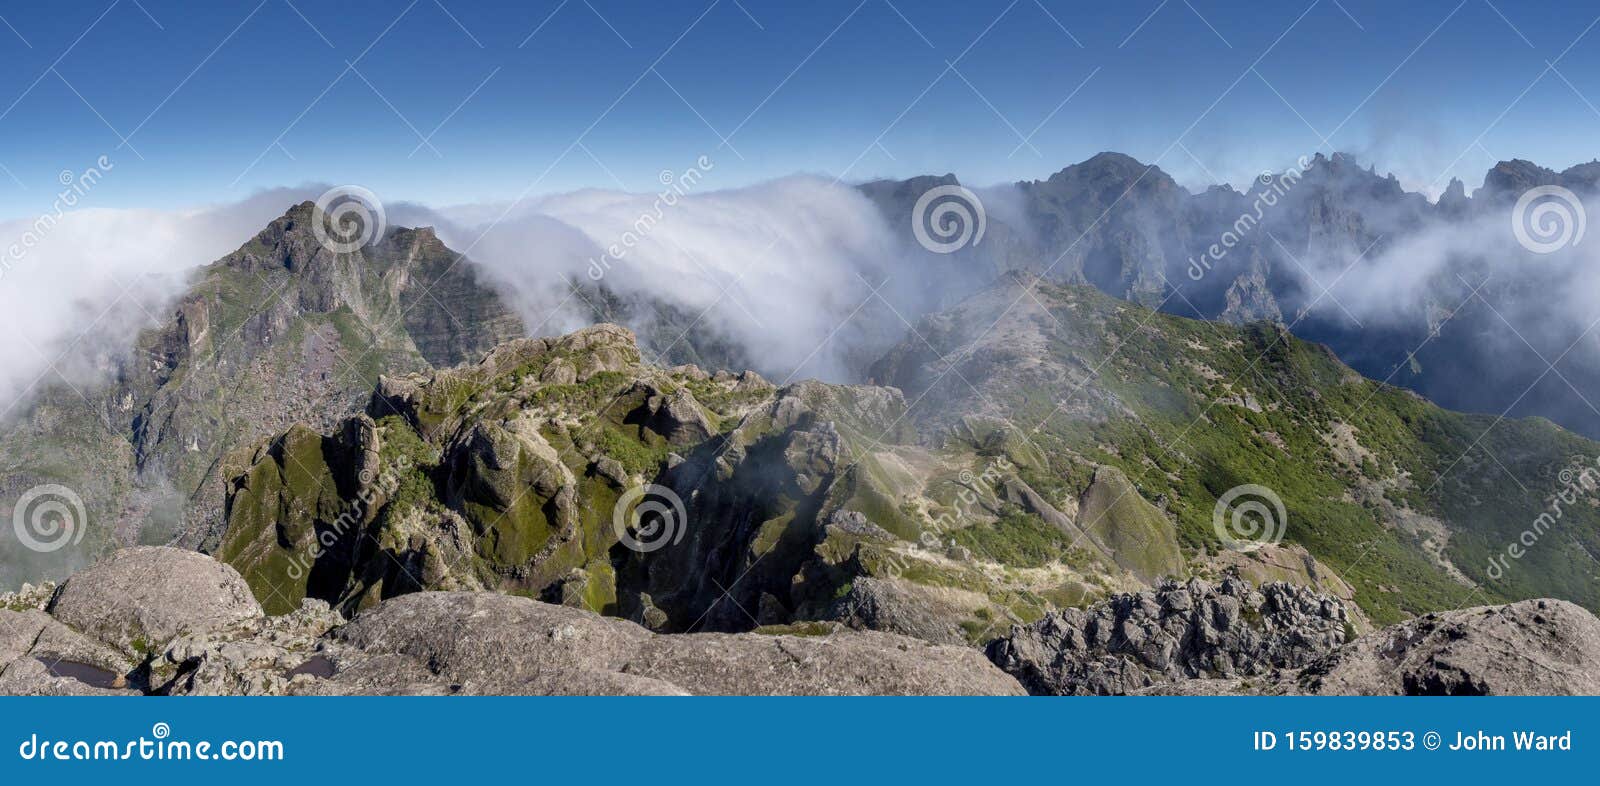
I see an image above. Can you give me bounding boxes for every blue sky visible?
[3,0,1600,216]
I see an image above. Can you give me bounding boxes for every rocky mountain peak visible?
[1435,176,1472,220]
[1477,158,1560,201]
[1039,151,1179,194]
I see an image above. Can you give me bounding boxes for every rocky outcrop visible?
[315,591,1022,696]
[1289,599,1600,696]
[823,577,972,646]
[990,579,1600,696]
[0,609,136,695]
[158,598,347,696]
[46,546,262,658]
[216,322,943,638]
[987,576,1354,695]
[1197,543,1371,632]
[0,548,1021,696]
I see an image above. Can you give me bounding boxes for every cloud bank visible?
[0,175,922,418]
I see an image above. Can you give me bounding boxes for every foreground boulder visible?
[986,577,1356,695]
[312,592,1023,696]
[46,547,263,658]
[1289,599,1600,696]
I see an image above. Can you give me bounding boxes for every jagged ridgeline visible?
[217,273,1600,634]
[859,152,1600,442]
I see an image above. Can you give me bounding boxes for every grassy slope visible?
[986,283,1600,623]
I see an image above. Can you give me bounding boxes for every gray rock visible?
[158,598,344,696]
[987,576,1352,695]
[1292,599,1600,696]
[319,591,1022,695]
[0,609,136,695]
[824,577,970,646]
[14,547,1600,697]
[0,656,138,696]
[825,509,896,541]
[46,547,263,657]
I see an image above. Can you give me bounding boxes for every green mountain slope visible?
[212,275,1598,639]
[872,273,1600,623]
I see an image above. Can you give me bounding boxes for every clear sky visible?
[4,0,1600,217]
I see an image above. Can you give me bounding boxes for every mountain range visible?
[3,153,1600,690]
[864,151,1600,442]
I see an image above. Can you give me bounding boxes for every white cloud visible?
[0,176,914,418]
